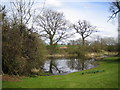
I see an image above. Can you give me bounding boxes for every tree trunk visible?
[49,60,53,73]
[50,38,53,46]
[82,36,85,46]
[81,59,84,70]
[49,38,54,73]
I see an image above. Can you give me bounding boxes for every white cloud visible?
[58,5,118,39]
[46,0,62,7]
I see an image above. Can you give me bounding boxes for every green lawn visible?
[2,56,119,88]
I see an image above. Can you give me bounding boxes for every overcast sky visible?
[1,0,118,41]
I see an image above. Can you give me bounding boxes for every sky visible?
[0,0,118,41]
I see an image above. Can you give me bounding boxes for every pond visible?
[43,57,98,75]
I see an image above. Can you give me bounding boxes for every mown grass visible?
[2,56,119,88]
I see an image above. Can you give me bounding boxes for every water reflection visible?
[43,57,97,75]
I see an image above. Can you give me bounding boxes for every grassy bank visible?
[2,56,119,88]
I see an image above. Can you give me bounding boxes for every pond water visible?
[43,58,97,75]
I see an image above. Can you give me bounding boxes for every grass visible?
[2,56,119,88]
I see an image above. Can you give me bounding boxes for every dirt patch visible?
[2,74,26,82]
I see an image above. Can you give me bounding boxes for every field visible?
[2,56,119,88]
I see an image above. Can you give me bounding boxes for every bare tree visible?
[10,0,34,27]
[35,9,71,46]
[10,0,35,56]
[109,0,120,55]
[2,1,47,75]
[35,9,71,73]
[73,20,96,46]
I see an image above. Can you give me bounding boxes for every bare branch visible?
[108,0,120,21]
[10,0,34,26]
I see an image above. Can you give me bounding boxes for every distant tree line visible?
[65,36,117,57]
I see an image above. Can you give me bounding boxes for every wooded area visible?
[0,0,119,76]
